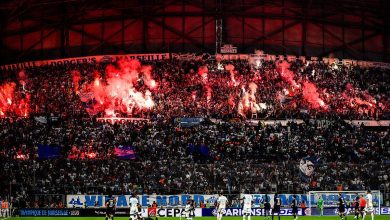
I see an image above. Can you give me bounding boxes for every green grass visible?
[1,216,387,220]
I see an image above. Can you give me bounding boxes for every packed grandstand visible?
[0,53,389,212]
[1,0,390,219]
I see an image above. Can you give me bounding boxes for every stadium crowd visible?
[0,58,389,208]
[0,118,389,208]
[0,58,389,120]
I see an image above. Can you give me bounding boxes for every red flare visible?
[302,81,327,109]
[71,70,81,93]
[79,58,156,116]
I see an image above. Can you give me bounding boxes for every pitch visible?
[1,216,387,220]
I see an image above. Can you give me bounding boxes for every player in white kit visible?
[184,200,192,220]
[129,193,139,220]
[363,190,374,220]
[242,194,253,220]
[217,193,228,220]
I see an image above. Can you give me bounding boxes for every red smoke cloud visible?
[225,64,238,86]
[302,81,327,109]
[198,66,212,105]
[198,66,208,79]
[0,82,16,116]
[0,82,30,117]
[238,82,262,117]
[71,70,81,93]
[277,61,299,88]
[277,61,327,110]
[79,59,157,117]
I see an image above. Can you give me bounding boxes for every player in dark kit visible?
[264,195,271,220]
[106,194,116,220]
[136,203,143,220]
[291,195,298,220]
[272,193,281,220]
[338,193,346,220]
[187,196,195,217]
[354,193,360,219]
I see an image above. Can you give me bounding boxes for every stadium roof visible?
[0,0,389,64]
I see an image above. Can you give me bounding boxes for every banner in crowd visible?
[0,53,169,72]
[67,193,382,209]
[114,146,136,159]
[245,119,389,127]
[215,54,250,61]
[188,144,210,158]
[96,117,149,124]
[66,194,218,208]
[241,193,382,207]
[299,156,321,182]
[171,53,207,61]
[215,53,390,69]
[346,120,390,127]
[174,117,204,127]
[2,51,390,72]
[37,144,61,159]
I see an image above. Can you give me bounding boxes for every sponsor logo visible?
[157,208,184,217]
[204,208,302,216]
[212,208,227,216]
[94,210,128,215]
[70,210,80,216]
[68,196,83,206]
[20,209,70,216]
[381,207,389,214]
[156,208,201,217]
[148,208,157,217]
